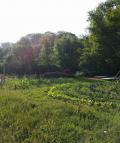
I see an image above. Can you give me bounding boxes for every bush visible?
[42,72,74,78]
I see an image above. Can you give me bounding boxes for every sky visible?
[0,0,106,43]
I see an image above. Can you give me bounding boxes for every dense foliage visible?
[0,32,82,75]
[81,0,120,75]
[0,0,120,76]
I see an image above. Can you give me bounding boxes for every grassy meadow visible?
[0,77,120,143]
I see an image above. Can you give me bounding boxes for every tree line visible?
[0,0,120,76]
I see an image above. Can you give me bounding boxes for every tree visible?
[82,0,120,75]
[39,32,56,66]
[54,32,81,72]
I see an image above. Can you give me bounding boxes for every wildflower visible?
[104,130,107,134]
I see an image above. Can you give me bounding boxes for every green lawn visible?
[0,77,120,143]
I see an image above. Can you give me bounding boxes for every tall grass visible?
[0,77,120,143]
